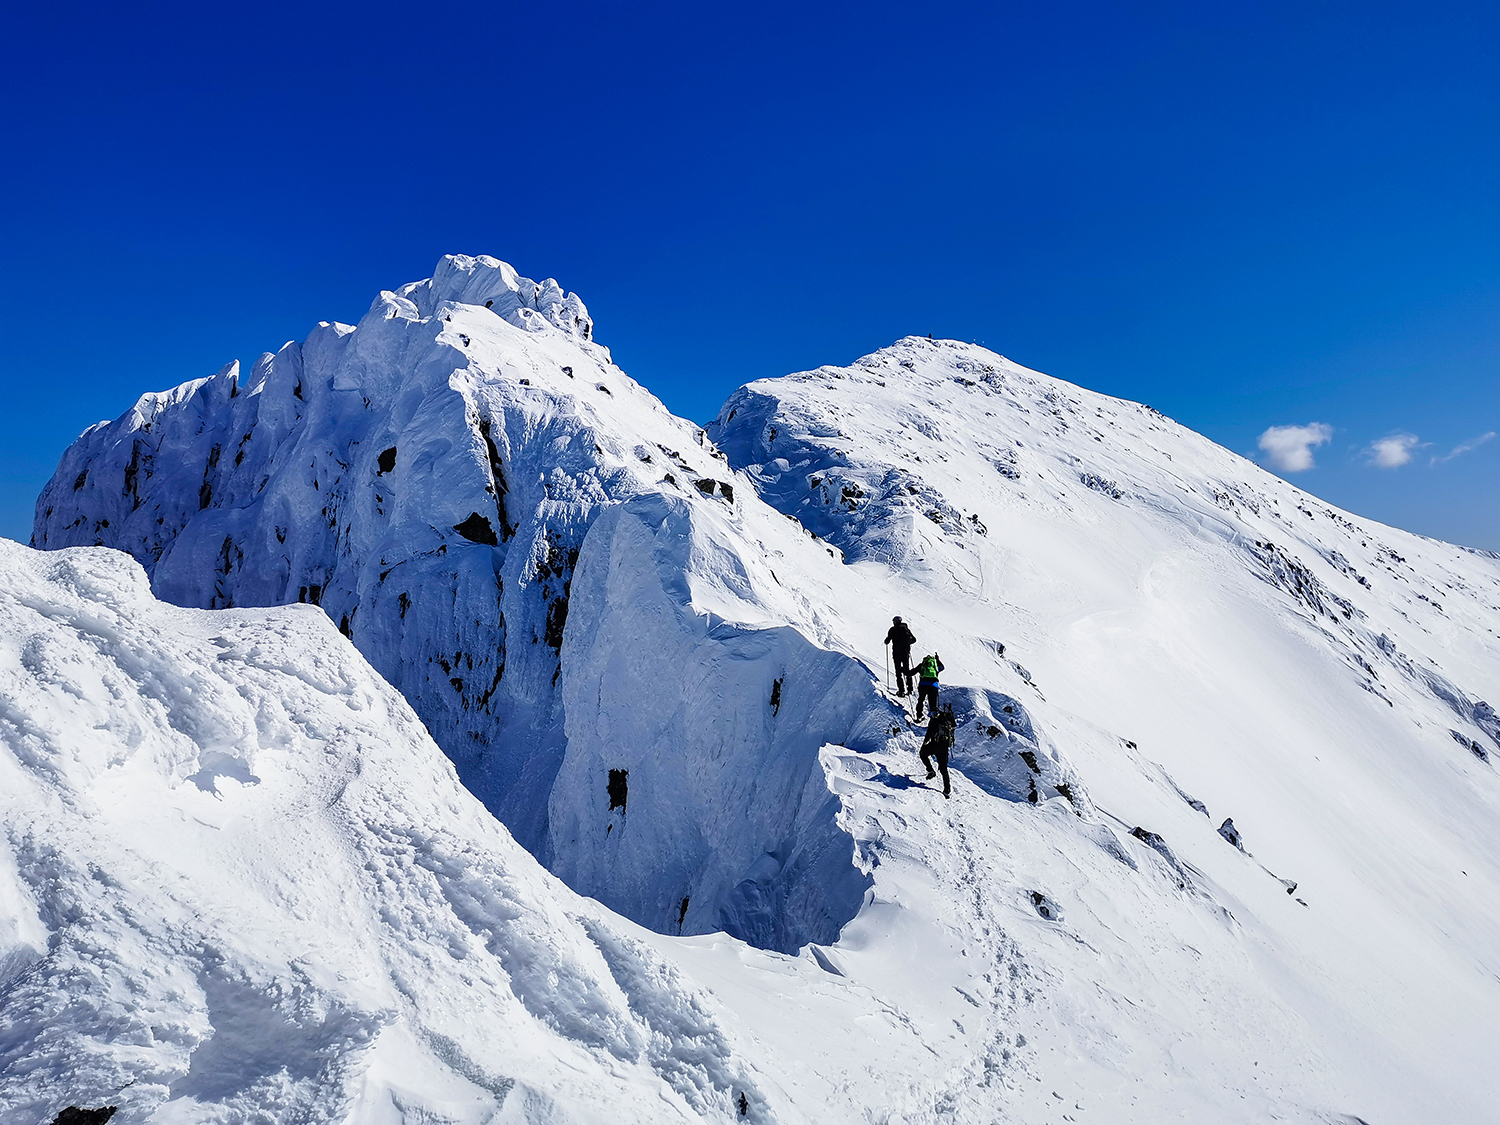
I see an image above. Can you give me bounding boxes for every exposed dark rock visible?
[1218,818,1245,850]
[1131,826,1167,849]
[544,595,569,650]
[1030,891,1061,921]
[453,512,499,546]
[52,1109,117,1125]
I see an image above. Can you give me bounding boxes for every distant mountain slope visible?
[710,336,1500,1121]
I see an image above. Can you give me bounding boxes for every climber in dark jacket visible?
[920,705,956,798]
[884,616,917,696]
[914,653,943,720]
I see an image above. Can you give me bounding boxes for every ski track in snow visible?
[11,256,1499,1123]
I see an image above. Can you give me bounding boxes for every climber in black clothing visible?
[884,616,917,696]
[920,705,956,798]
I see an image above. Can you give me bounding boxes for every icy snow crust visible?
[27,260,1500,1121]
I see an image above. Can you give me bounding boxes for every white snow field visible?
[22,255,1500,1123]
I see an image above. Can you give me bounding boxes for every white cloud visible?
[1431,431,1496,465]
[1367,433,1421,468]
[1258,423,1333,472]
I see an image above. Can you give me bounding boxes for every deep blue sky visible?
[2,1,1496,547]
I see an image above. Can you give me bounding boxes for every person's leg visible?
[917,682,936,719]
[920,745,936,778]
[937,748,950,797]
[895,652,912,695]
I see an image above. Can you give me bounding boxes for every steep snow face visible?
[555,494,879,948]
[0,541,783,1124]
[710,336,1500,1121]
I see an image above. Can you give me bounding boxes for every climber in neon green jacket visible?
[915,653,943,721]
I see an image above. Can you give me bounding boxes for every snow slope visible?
[29,260,1500,1122]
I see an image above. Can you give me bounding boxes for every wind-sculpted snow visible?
[0,542,783,1123]
[555,494,880,950]
[32,256,662,860]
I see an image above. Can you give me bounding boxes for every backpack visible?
[918,655,940,680]
[931,709,956,748]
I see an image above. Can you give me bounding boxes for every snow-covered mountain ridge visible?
[22,256,1500,1122]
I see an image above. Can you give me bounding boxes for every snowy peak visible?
[712,335,1245,572]
[711,334,1500,675]
[709,332,1500,1118]
[396,253,596,342]
[715,333,1500,769]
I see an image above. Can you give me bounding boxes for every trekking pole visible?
[885,645,891,692]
